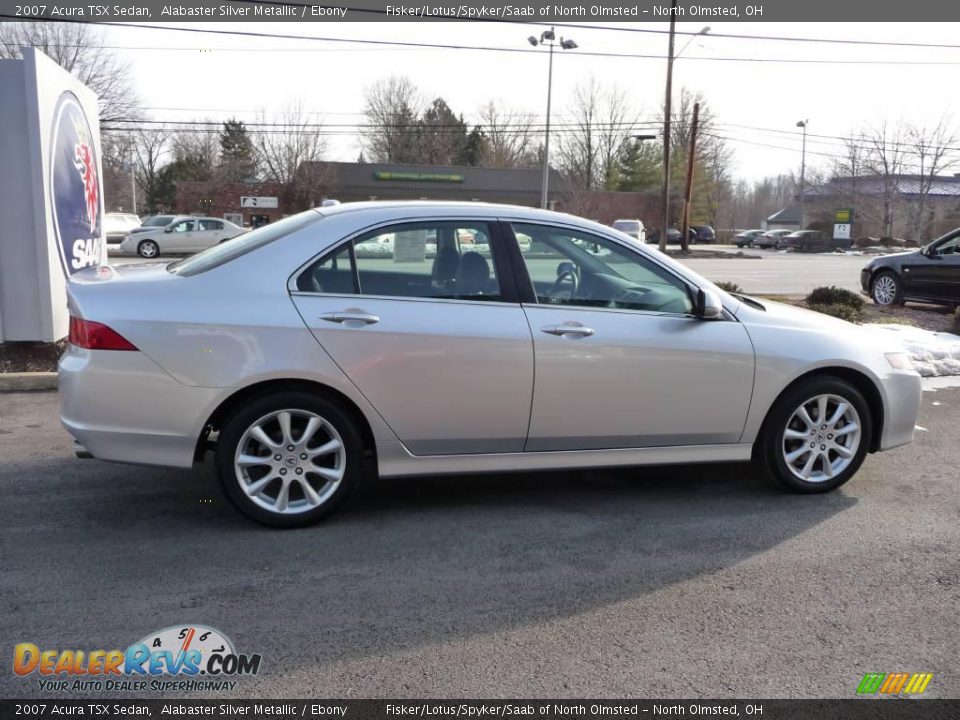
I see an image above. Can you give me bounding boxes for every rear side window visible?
[200,219,224,231]
[170,211,321,276]
[296,220,503,302]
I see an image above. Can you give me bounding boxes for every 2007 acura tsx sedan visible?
[60,202,923,527]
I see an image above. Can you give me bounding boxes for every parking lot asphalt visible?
[1,387,958,699]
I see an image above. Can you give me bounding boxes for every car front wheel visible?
[215,392,363,527]
[871,270,903,306]
[757,376,872,494]
[137,239,159,258]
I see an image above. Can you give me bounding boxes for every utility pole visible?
[797,119,808,231]
[659,0,678,253]
[680,102,700,253]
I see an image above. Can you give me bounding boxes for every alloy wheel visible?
[781,394,861,483]
[234,409,346,515]
[139,241,158,258]
[872,274,898,305]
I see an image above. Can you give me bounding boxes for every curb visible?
[0,372,58,392]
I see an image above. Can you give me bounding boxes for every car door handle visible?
[541,323,594,338]
[319,310,380,325]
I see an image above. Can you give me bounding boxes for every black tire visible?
[756,376,872,494]
[870,270,903,306]
[215,391,364,527]
[774,241,781,250]
[137,239,159,258]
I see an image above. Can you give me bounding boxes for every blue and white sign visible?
[49,91,103,276]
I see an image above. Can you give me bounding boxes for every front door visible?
[165,219,197,252]
[290,219,533,455]
[904,234,960,302]
[507,221,756,451]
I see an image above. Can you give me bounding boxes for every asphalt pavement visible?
[1,386,958,699]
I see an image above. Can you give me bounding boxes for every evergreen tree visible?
[219,119,257,181]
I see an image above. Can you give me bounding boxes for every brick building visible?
[175,180,288,227]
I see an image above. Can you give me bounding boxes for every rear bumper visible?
[878,370,923,451]
[59,345,221,468]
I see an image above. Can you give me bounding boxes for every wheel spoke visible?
[310,465,344,482]
[827,402,849,427]
[274,480,290,512]
[308,438,342,458]
[784,428,808,440]
[237,453,271,467]
[797,406,816,429]
[833,443,853,459]
[277,411,293,445]
[817,396,828,424]
[250,426,280,449]
[300,416,321,445]
[834,422,859,437]
[245,474,275,497]
[800,452,817,479]
[820,454,835,478]
[299,477,323,507]
[785,446,811,463]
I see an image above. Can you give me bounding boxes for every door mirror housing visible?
[696,288,724,319]
[164,226,173,233]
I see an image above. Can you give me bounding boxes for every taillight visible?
[69,317,138,351]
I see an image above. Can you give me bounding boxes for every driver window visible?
[511,222,694,315]
[936,237,960,255]
[171,220,194,233]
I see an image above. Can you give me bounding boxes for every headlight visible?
[885,352,914,371]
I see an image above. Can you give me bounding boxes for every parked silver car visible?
[118,216,246,258]
[60,202,922,526]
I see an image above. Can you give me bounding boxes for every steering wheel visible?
[547,266,579,302]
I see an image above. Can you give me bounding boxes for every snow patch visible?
[861,324,960,377]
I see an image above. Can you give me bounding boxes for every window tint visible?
[297,221,503,301]
[200,219,224,231]
[511,222,694,315]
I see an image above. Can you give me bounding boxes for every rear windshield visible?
[168,211,322,276]
[613,221,640,231]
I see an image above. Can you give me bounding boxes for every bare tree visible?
[132,129,171,213]
[252,103,329,208]
[170,122,220,174]
[905,118,958,242]
[864,119,907,238]
[477,100,537,169]
[362,75,423,163]
[0,21,138,124]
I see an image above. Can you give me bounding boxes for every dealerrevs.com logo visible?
[49,91,103,277]
[13,625,262,693]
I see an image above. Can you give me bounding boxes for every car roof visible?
[315,200,585,223]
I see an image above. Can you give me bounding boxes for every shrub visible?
[954,307,960,333]
[714,281,743,294]
[807,302,862,323]
[805,285,865,311]
[854,237,877,248]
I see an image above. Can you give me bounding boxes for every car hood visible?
[734,297,861,334]
[868,249,918,264]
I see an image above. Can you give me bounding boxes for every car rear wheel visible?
[215,392,363,527]
[871,270,903,306]
[757,376,872,494]
[137,239,159,258]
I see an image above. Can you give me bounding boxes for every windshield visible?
[613,221,641,231]
[169,211,321,276]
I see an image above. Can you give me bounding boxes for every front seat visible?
[456,252,491,297]
[432,246,460,292]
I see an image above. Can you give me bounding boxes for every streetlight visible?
[528,27,578,210]
[797,119,808,231]
[660,24,710,251]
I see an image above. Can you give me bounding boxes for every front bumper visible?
[878,369,923,451]
[860,267,872,295]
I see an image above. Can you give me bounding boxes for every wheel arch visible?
[755,366,885,455]
[194,378,377,464]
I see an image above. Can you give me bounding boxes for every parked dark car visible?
[861,229,960,307]
[647,227,683,245]
[781,230,853,252]
[689,225,716,244]
[733,229,765,248]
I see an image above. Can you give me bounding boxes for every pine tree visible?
[219,119,257,181]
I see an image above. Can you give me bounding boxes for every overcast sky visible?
[103,21,960,182]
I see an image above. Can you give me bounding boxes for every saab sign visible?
[50,91,103,275]
[0,48,105,342]
[240,196,278,208]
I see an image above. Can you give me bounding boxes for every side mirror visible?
[696,288,724,319]
[164,226,173,233]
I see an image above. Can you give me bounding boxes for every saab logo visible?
[49,91,103,277]
[857,672,933,695]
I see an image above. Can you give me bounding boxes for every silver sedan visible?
[60,202,922,526]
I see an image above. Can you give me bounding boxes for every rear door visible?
[196,219,226,249]
[290,218,534,455]
[905,235,960,300]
